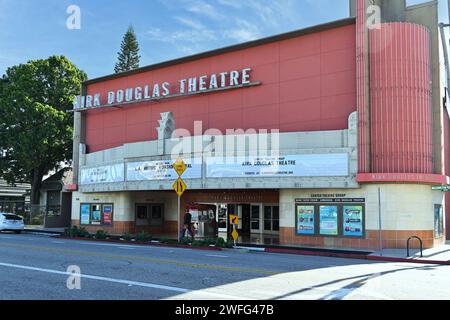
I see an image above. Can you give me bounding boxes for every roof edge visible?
[84,17,356,86]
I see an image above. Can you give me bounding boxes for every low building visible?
[37,168,73,228]
[0,179,30,216]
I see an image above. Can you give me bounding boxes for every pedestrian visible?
[182,210,194,240]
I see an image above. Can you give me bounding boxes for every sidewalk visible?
[369,244,450,264]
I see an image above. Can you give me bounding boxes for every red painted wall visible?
[85,25,356,153]
[369,23,433,174]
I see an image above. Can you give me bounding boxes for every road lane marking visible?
[0,261,189,293]
[52,241,65,244]
[206,255,229,258]
[0,261,253,299]
[0,242,278,275]
[77,242,147,249]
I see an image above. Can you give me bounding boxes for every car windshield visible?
[2,214,23,221]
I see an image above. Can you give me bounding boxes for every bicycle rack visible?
[407,236,423,258]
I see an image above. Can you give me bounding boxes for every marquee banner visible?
[80,164,125,185]
[206,154,349,178]
[127,158,202,181]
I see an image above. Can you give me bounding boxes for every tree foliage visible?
[0,55,87,204]
[114,25,141,73]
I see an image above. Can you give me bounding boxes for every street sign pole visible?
[177,194,181,243]
[173,158,187,243]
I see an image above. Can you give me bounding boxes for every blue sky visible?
[0,0,448,80]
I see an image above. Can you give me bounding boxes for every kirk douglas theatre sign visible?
[72,67,260,111]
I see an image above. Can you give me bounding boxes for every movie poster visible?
[296,206,315,235]
[319,206,338,236]
[80,204,90,225]
[102,204,113,225]
[343,206,363,237]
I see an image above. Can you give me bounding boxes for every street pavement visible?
[0,232,449,300]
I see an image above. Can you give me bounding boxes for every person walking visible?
[182,210,194,239]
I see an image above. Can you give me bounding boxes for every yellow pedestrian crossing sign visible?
[172,178,187,197]
[230,214,239,225]
[173,158,187,177]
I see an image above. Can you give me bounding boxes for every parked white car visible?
[0,213,24,233]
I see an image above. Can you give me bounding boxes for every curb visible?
[54,236,223,252]
[367,255,450,265]
[264,247,369,260]
[24,229,64,235]
[260,247,450,266]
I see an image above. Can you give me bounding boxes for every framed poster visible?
[80,204,90,225]
[343,206,363,237]
[296,205,315,235]
[319,205,338,236]
[102,204,113,226]
[91,204,102,225]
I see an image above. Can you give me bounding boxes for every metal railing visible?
[407,236,423,258]
[21,205,61,226]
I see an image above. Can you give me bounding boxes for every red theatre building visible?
[70,0,450,250]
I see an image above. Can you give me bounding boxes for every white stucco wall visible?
[71,191,179,222]
[280,184,445,231]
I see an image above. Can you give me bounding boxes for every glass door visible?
[263,205,280,235]
[250,204,261,233]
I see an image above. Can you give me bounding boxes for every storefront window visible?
[80,203,113,226]
[295,200,365,238]
[319,206,338,236]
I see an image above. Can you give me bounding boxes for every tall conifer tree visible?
[114,25,140,73]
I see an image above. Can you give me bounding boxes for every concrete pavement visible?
[0,232,450,300]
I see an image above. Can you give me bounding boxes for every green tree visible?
[0,55,87,205]
[114,25,141,73]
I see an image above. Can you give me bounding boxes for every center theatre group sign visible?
[72,67,258,111]
[80,154,349,185]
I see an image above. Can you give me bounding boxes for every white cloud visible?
[217,0,243,9]
[186,0,223,20]
[223,19,261,42]
[174,16,205,30]
[144,27,217,44]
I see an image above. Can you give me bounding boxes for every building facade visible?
[0,179,29,216]
[70,0,450,250]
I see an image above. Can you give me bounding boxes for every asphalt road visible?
[0,232,449,300]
